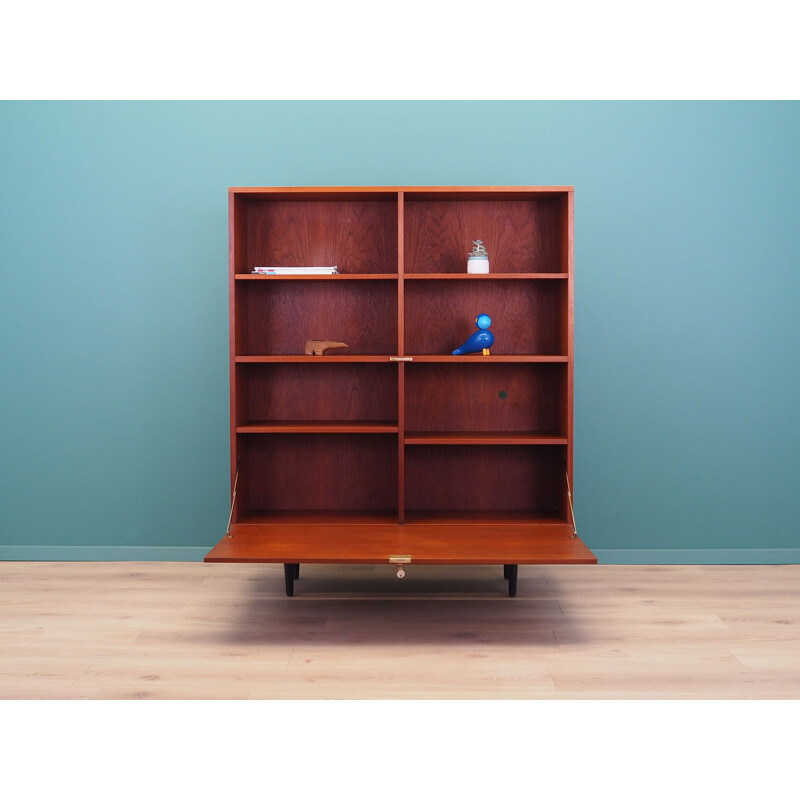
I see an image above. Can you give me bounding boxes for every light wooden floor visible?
[1,562,798,699]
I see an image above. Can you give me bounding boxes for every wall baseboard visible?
[592,549,800,565]
[0,547,209,561]
[0,546,798,564]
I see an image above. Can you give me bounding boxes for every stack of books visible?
[252,266,339,275]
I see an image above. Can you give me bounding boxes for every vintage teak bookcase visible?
[205,187,596,595]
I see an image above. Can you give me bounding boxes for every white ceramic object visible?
[467,256,490,274]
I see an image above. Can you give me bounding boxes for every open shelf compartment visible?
[404,444,569,522]
[403,192,569,274]
[235,361,398,429]
[233,194,398,275]
[404,279,567,356]
[404,361,567,439]
[236,279,397,355]
[234,433,398,521]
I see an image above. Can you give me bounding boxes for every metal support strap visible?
[564,466,577,539]
[226,461,240,538]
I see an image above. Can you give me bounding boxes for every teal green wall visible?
[1,101,799,560]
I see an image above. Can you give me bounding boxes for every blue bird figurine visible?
[453,314,494,356]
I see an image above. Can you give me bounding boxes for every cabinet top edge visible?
[229,185,574,194]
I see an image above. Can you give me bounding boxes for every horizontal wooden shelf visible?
[237,510,399,526]
[402,187,573,200]
[236,427,566,440]
[235,355,397,363]
[229,187,402,201]
[403,511,568,525]
[231,186,573,199]
[403,273,567,280]
[236,273,398,280]
[237,421,398,434]
[237,272,567,281]
[404,432,568,445]
[206,522,595,565]
[406,355,569,363]
[236,355,568,363]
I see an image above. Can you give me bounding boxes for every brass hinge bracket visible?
[564,465,577,539]
[226,461,240,538]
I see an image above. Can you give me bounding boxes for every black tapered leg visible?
[294,563,300,579]
[507,564,518,597]
[503,564,510,580]
[284,563,295,597]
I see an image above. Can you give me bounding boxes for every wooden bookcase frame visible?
[205,187,596,595]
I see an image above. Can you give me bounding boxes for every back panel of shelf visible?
[236,433,398,519]
[235,280,397,355]
[404,361,567,435]
[234,196,398,275]
[404,444,568,519]
[403,194,569,274]
[404,279,567,355]
[235,362,398,425]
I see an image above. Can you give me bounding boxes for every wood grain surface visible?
[403,273,568,280]
[404,279,566,355]
[238,362,398,424]
[244,199,398,274]
[2,562,798,699]
[235,274,398,280]
[404,362,566,434]
[227,187,578,565]
[404,197,565,273]
[238,433,397,515]
[207,523,591,564]
[237,422,398,433]
[404,444,566,516]
[238,280,397,355]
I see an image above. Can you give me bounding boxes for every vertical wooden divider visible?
[398,191,405,523]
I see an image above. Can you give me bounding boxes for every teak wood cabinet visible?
[205,187,596,595]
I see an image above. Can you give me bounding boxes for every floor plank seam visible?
[69,666,91,689]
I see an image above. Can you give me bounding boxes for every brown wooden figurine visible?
[305,339,350,356]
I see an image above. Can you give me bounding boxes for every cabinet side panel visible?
[566,191,574,505]
[230,193,248,515]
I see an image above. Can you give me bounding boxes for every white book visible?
[252,266,339,275]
